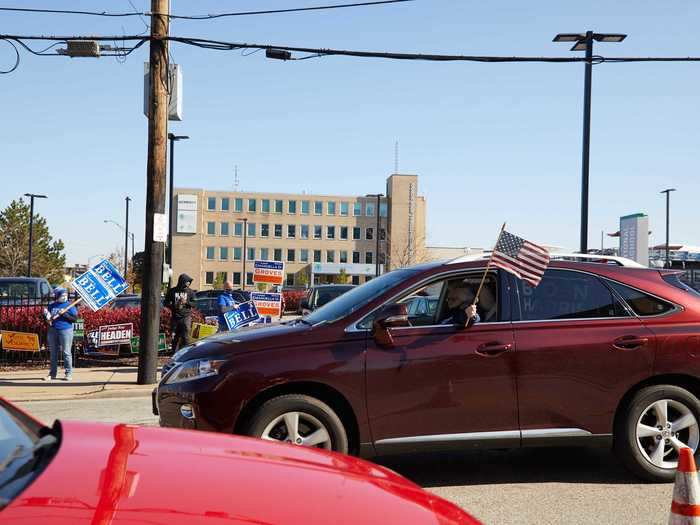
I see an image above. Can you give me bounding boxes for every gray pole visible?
[124,196,131,277]
[167,134,174,285]
[241,218,248,290]
[580,30,594,254]
[375,194,381,277]
[27,196,35,277]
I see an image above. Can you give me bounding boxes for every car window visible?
[608,280,676,316]
[0,282,38,298]
[518,269,629,321]
[40,282,50,297]
[662,273,700,299]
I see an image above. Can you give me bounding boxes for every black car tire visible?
[245,394,349,454]
[615,384,700,482]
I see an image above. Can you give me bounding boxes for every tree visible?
[333,268,350,284]
[131,251,145,290]
[0,199,66,282]
[214,272,225,289]
[386,234,429,270]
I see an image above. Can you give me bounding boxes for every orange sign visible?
[1,330,40,352]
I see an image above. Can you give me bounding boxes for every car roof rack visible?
[447,252,646,268]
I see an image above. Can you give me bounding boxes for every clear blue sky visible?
[2,0,699,265]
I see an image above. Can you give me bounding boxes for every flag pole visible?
[473,222,506,306]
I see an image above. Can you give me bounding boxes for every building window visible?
[300,225,309,240]
[274,248,282,262]
[248,199,256,213]
[233,272,241,285]
[380,202,388,217]
[301,200,310,215]
[352,251,360,263]
[286,273,295,286]
[326,226,335,240]
[246,272,254,286]
[220,222,229,236]
[233,247,242,261]
[207,197,216,211]
[340,250,348,263]
[287,225,296,239]
[379,228,386,240]
[274,200,283,214]
[314,225,322,240]
[260,248,269,260]
[366,252,373,264]
[220,247,229,260]
[262,199,270,213]
[207,221,216,235]
[314,201,323,215]
[340,202,349,216]
[206,246,215,260]
[353,202,362,216]
[352,227,361,240]
[327,250,335,263]
[287,249,295,262]
[221,198,230,211]
[314,249,322,263]
[327,202,336,215]
[366,227,374,240]
[352,275,360,285]
[234,198,243,213]
[234,222,243,237]
[366,202,375,216]
[248,247,255,261]
[248,223,256,237]
[261,223,269,238]
[274,224,283,238]
[288,200,297,214]
[300,249,309,262]
[205,271,214,285]
[340,226,348,240]
[378,252,386,264]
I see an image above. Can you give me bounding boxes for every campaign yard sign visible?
[224,301,260,330]
[191,323,218,340]
[72,259,129,311]
[251,292,282,317]
[253,260,285,285]
[130,333,167,354]
[1,331,40,352]
[73,319,84,338]
[98,323,133,347]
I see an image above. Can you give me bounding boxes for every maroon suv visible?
[155,258,700,482]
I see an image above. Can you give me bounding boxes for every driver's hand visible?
[465,304,477,319]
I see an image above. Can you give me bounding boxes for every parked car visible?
[155,255,700,482]
[109,295,164,309]
[299,284,355,315]
[0,398,479,524]
[401,294,439,326]
[195,289,251,303]
[0,277,52,305]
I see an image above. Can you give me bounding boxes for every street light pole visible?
[23,193,47,277]
[124,196,131,277]
[239,218,248,290]
[167,133,189,287]
[366,193,384,277]
[553,31,626,254]
[661,188,676,268]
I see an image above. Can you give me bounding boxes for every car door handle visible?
[475,342,513,357]
[613,335,649,350]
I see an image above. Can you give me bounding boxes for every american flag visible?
[491,230,550,287]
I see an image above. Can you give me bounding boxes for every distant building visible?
[425,246,484,262]
[171,174,426,290]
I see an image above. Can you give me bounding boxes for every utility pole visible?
[366,193,383,277]
[138,0,169,385]
[124,196,131,277]
[23,193,47,277]
[239,218,248,290]
[579,30,593,255]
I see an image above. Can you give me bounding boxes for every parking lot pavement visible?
[376,447,671,524]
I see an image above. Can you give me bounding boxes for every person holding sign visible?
[43,287,78,381]
[217,281,239,332]
[165,273,196,352]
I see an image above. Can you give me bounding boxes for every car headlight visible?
[164,359,226,385]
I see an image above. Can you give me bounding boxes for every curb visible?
[6,387,156,403]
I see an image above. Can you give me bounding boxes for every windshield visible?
[305,270,418,325]
[0,401,58,510]
[314,287,354,308]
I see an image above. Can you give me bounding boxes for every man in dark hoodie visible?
[165,273,196,352]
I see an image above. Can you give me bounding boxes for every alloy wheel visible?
[260,411,332,449]
[636,399,699,469]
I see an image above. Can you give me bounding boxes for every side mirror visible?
[372,303,409,348]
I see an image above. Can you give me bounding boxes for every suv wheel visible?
[245,394,349,454]
[615,385,700,482]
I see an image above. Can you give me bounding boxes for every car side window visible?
[518,269,629,321]
[607,281,675,316]
[40,282,50,297]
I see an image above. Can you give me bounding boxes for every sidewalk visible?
[0,367,157,402]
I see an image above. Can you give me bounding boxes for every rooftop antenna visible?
[394,141,399,174]
[233,165,239,192]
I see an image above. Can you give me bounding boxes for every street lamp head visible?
[661,188,677,194]
[594,33,627,43]
[168,133,190,141]
[553,33,586,42]
[365,193,384,198]
[24,193,47,199]
[570,41,588,52]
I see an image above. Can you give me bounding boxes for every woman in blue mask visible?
[43,287,78,381]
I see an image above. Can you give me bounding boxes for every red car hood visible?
[2,421,479,525]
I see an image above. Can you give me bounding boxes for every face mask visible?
[57,294,68,303]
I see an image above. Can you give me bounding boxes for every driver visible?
[441,282,479,328]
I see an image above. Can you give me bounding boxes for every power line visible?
[0,1,415,20]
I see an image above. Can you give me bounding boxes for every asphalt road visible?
[17,397,673,524]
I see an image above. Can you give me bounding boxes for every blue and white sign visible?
[72,259,129,311]
[224,301,260,330]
